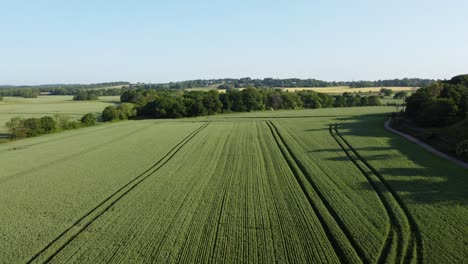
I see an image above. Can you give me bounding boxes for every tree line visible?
[124,78,434,90]
[112,86,383,119]
[73,91,100,101]
[0,82,127,98]
[403,74,468,160]
[0,79,434,98]
[405,74,468,127]
[6,113,97,139]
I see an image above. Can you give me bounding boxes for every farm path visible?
[384,119,468,169]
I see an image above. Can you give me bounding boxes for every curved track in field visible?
[330,124,422,264]
[266,121,366,263]
[27,122,210,264]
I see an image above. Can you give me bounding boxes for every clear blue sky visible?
[1,0,467,85]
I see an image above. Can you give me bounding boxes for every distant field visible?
[0,107,465,263]
[281,86,418,94]
[0,96,119,132]
[88,85,126,90]
[184,84,220,91]
[201,86,417,94]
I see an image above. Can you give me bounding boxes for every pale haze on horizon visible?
[1,0,467,85]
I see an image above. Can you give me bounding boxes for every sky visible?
[1,0,467,85]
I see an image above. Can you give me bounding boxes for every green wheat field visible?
[0,104,466,263]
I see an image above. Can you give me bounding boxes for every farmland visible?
[0,107,466,263]
[208,86,417,95]
[0,96,119,132]
[188,86,417,94]
[281,86,417,94]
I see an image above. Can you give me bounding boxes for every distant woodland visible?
[0,78,435,98]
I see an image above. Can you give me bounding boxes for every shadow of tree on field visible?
[331,113,468,206]
[0,133,12,139]
[303,128,330,132]
[324,153,401,162]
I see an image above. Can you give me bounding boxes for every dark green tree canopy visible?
[81,113,97,126]
[405,74,468,126]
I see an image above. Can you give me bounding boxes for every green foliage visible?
[40,116,57,134]
[5,116,56,138]
[0,82,127,98]
[241,87,265,111]
[405,74,468,126]
[73,91,99,101]
[202,90,222,114]
[80,113,97,126]
[359,97,369,106]
[54,114,82,130]
[367,95,382,106]
[333,93,381,107]
[5,117,28,138]
[455,140,468,159]
[380,88,393,96]
[117,103,137,120]
[0,88,39,98]
[119,87,382,119]
[393,91,408,99]
[417,98,458,126]
[119,77,434,90]
[102,106,121,122]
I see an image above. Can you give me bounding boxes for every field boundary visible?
[0,121,135,156]
[385,119,468,169]
[330,124,423,264]
[27,122,210,264]
[266,120,364,263]
[0,123,155,185]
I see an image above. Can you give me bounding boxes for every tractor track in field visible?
[329,124,402,263]
[27,122,210,264]
[209,184,228,262]
[0,122,153,186]
[266,120,364,264]
[330,124,422,264]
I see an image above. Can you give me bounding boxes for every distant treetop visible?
[126,77,436,90]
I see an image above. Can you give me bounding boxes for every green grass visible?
[0,95,119,132]
[380,96,405,105]
[0,106,466,263]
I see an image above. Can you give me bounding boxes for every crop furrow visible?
[0,121,135,156]
[329,124,400,263]
[0,123,154,185]
[266,120,359,263]
[263,156,293,264]
[27,122,210,264]
[334,124,422,264]
[332,124,423,264]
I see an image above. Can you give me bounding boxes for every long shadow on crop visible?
[0,133,11,139]
[325,153,401,162]
[332,113,468,206]
[309,146,394,153]
[293,112,467,264]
